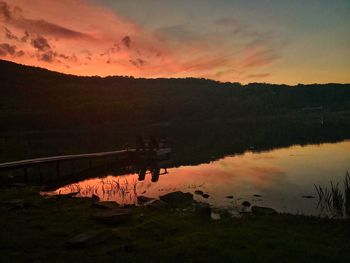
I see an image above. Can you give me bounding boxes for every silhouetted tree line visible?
[0,59,350,132]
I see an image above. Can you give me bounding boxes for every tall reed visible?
[315,171,349,218]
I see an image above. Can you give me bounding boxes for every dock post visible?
[38,165,43,183]
[56,161,60,177]
[23,167,28,183]
[71,160,75,174]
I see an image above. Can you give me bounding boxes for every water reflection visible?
[47,141,350,216]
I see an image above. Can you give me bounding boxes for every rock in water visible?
[251,206,277,215]
[226,195,234,199]
[91,194,100,203]
[92,201,120,209]
[65,230,111,249]
[202,193,210,199]
[159,191,194,207]
[93,209,132,225]
[137,196,155,204]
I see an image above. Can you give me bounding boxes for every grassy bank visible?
[1,187,349,263]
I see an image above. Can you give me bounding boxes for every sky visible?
[0,0,349,84]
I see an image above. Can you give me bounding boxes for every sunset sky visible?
[0,0,349,84]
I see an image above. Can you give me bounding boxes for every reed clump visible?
[315,171,350,218]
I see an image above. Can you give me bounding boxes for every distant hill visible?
[1,59,350,131]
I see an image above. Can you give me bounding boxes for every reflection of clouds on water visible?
[47,141,350,215]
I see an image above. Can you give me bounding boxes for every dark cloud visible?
[0,42,23,57]
[20,18,91,39]
[122,36,131,48]
[129,58,145,67]
[3,27,18,40]
[40,50,56,62]
[31,35,50,51]
[0,1,92,40]
[0,42,15,55]
[0,1,11,21]
[21,31,29,42]
[38,50,73,63]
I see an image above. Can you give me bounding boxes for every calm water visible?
[48,141,350,216]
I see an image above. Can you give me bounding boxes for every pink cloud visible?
[0,0,284,82]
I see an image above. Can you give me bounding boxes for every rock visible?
[91,194,100,203]
[92,201,120,209]
[202,194,210,199]
[302,195,315,199]
[66,192,79,197]
[251,206,277,215]
[52,192,79,200]
[194,190,204,196]
[195,202,211,217]
[146,200,169,210]
[242,201,251,207]
[226,195,234,199]
[93,209,132,225]
[65,230,111,249]
[253,194,262,197]
[159,191,194,207]
[211,212,221,220]
[137,196,155,204]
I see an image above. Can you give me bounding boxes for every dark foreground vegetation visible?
[1,186,350,263]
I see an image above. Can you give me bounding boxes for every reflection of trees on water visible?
[60,165,169,204]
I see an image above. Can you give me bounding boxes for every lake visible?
[47,140,350,216]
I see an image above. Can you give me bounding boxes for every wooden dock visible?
[0,147,171,184]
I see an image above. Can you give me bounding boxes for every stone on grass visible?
[146,200,169,210]
[65,230,111,249]
[159,191,194,207]
[242,201,251,207]
[251,206,277,215]
[211,212,221,220]
[93,209,132,225]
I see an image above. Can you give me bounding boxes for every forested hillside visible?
[1,59,349,132]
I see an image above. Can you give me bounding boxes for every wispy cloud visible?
[0,0,286,82]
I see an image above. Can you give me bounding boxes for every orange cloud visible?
[0,0,285,82]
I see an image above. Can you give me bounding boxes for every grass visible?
[315,172,350,218]
[1,187,350,263]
